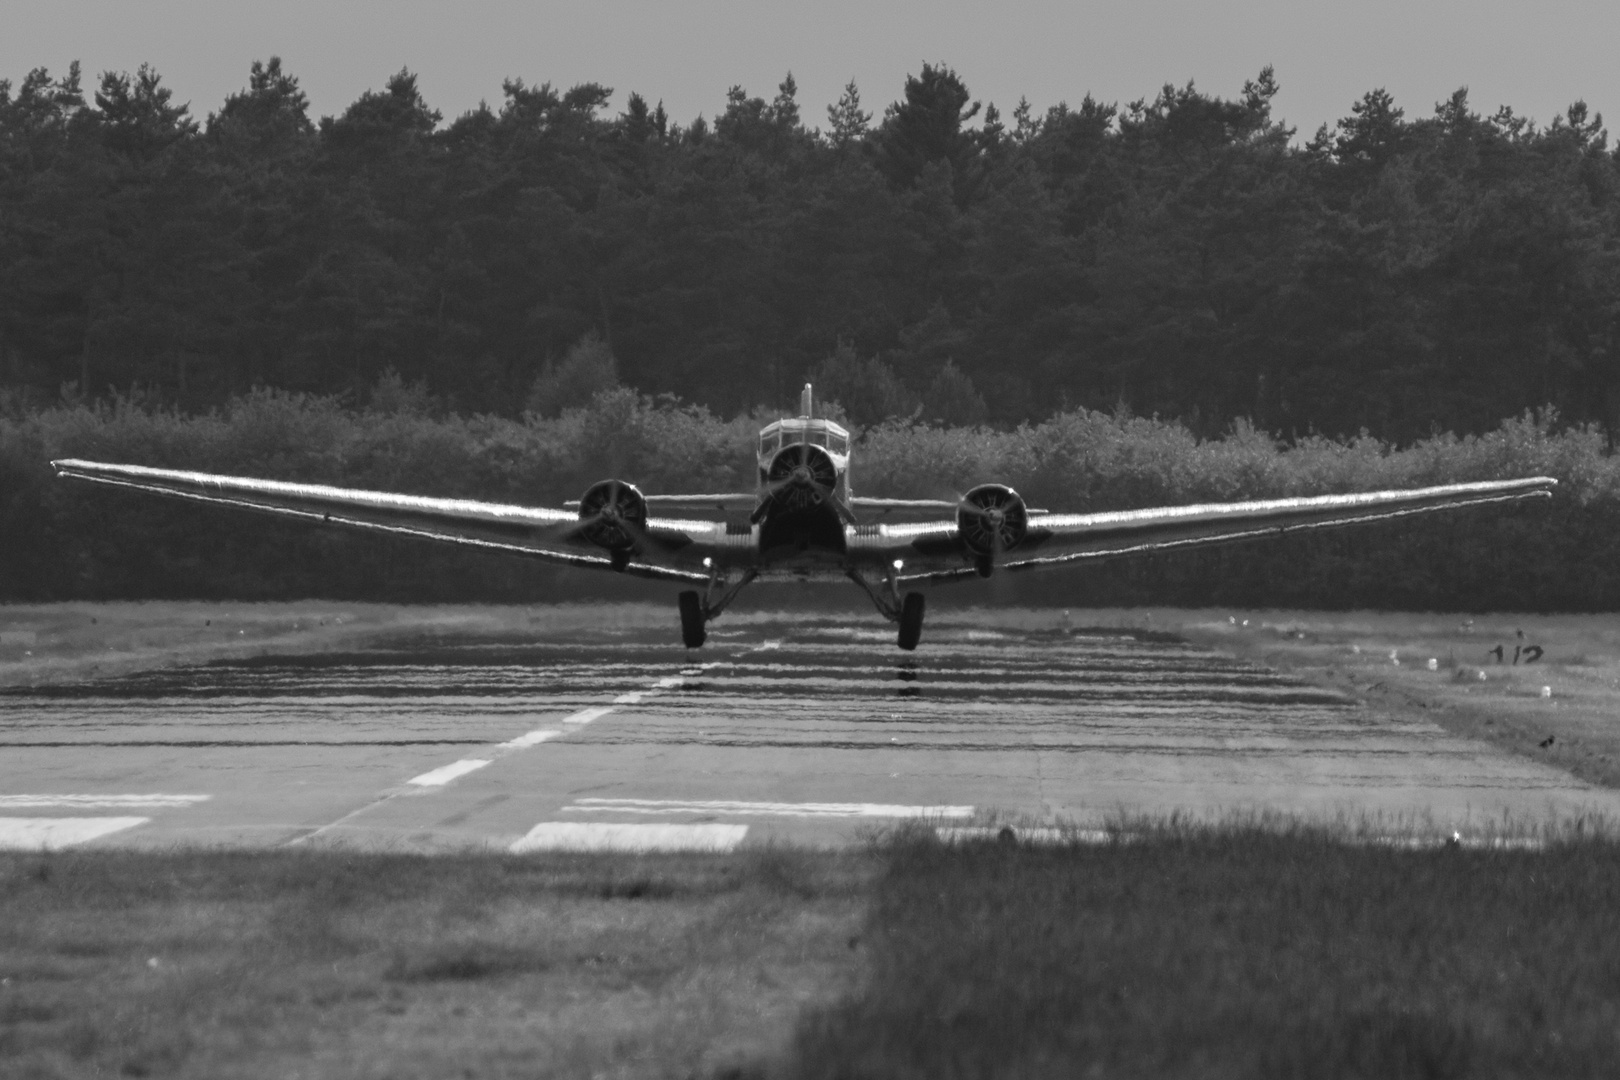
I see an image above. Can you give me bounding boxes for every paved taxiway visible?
[2,618,1615,851]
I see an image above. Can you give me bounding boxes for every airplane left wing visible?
[873,476,1558,582]
[50,459,712,583]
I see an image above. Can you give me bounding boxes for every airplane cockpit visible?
[758,421,849,457]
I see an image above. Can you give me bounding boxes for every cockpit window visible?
[828,432,848,454]
[760,431,779,454]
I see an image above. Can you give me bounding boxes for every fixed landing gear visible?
[678,591,706,648]
[677,568,758,649]
[897,592,926,651]
[848,569,927,650]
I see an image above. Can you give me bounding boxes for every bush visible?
[4,395,1617,608]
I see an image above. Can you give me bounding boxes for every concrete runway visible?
[2,617,1616,851]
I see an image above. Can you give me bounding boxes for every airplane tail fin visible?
[800,383,812,418]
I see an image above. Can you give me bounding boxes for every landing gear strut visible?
[848,569,927,651]
[677,568,758,649]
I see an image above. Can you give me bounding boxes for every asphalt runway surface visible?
[2,617,1616,851]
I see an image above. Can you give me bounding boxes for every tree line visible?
[1,58,1618,442]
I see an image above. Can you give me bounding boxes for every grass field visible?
[6,827,1620,1079]
[6,602,1620,1076]
[0,848,870,1079]
[1161,610,1620,792]
[791,824,1620,1080]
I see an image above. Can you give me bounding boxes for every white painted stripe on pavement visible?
[935,827,1549,851]
[510,822,748,853]
[0,794,210,809]
[614,692,646,705]
[0,817,149,849]
[568,798,974,819]
[562,706,614,726]
[407,759,491,787]
[499,729,562,750]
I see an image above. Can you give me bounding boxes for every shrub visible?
[4,396,1616,608]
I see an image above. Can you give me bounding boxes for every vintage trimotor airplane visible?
[53,385,1556,650]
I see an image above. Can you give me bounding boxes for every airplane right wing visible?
[51,459,717,583]
[873,476,1558,582]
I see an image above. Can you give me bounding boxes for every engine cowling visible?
[577,479,648,555]
[957,484,1028,566]
[763,443,838,512]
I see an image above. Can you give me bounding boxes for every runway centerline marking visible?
[406,759,492,787]
[0,817,150,849]
[561,706,614,727]
[565,798,975,819]
[0,794,210,809]
[498,729,561,750]
[286,644,779,846]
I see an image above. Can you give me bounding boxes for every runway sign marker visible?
[510,822,748,853]
[0,794,210,809]
[0,817,149,849]
[566,798,974,819]
[406,759,491,787]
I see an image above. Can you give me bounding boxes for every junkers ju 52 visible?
[53,385,1555,650]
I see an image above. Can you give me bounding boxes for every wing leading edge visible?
[882,477,1558,583]
[50,459,710,583]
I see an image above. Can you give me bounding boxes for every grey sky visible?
[6,1,1616,140]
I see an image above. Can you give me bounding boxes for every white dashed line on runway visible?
[406,759,492,787]
[498,729,562,750]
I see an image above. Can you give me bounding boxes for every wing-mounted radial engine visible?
[576,479,648,571]
[957,483,1028,577]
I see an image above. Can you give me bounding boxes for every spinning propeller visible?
[956,484,1029,578]
[752,442,844,522]
[575,479,653,568]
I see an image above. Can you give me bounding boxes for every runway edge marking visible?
[510,822,748,853]
[0,794,210,809]
[565,798,975,819]
[0,817,151,850]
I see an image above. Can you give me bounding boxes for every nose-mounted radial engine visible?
[752,385,852,557]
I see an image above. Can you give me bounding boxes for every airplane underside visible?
[677,500,927,651]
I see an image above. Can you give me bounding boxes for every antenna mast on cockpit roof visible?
[799,383,812,418]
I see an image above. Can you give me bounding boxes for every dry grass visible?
[0,848,871,1079]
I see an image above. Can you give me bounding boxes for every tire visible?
[897,592,925,651]
[678,590,706,649]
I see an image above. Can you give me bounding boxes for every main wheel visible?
[897,591,925,651]
[678,590,707,649]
